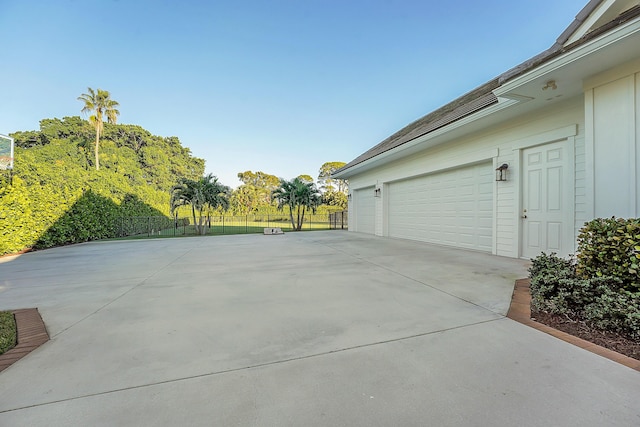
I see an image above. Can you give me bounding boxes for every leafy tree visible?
[235,170,280,208]
[11,130,50,148]
[322,190,348,210]
[272,177,321,231]
[317,161,348,193]
[78,88,120,170]
[170,174,231,235]
[2,116,205,255]
[230,184,260,215]
[102,123,150,153]
[40,116,92,144]
[237,170,280,190]
[297,174,314,183]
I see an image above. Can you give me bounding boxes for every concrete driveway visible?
[0,231,639,426]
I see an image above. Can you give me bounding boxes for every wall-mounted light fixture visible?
[374,187,381,197]
[347,193,352,201]
[495,163,509,181]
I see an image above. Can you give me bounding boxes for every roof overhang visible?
[334,11,640,180]
[496,12,640,103]
[332,96,525,178]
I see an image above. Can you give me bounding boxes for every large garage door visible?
[354,187,375,234]
[387,163,493,251]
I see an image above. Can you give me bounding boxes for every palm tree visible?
[272,177,322,231]
[170,174,230,235]
[78,87,120,170]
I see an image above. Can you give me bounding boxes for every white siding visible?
[574,135,587,252]
[496,149,517,256]
[593,76,635,217]
[347,96,584,258]
[375,186,384,236]
[585,64,640,220]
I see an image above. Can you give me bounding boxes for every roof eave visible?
[332,95,525,179]
[335,3,640,179]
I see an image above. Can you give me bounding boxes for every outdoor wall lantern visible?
[495,163,509,181]
[347,193,352,200]
[374,187,381,197]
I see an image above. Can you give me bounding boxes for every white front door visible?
[521,141,571,258]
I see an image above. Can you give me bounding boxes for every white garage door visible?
[354,187,375,234]
[387,163,493,251]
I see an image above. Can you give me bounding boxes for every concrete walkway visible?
[0,231,638,426]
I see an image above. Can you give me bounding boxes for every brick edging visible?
[0,308,49,373]
[507,278,640,372]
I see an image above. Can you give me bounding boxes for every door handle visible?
[521,215,527,219]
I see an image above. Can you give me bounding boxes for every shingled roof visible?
[337,0,640,175]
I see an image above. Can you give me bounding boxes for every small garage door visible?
[387,163,493,251]
[354,187,375,234]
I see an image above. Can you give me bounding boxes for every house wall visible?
[348,96,585,258]
[585,59,640,218]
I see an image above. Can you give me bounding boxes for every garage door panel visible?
[354,187,375,234]
[458,201,476,212]
[478,236,493,248]
[458,184,474,195]
[479,182,493,194]
[478,199,493,210]
[458,218,475,227]
[388,163,493,252]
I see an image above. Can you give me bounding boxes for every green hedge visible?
[33,191,168,249]
[576,217,640,291]
[0,118,205,255]
[0,176,171,254]
[529,217,640,340]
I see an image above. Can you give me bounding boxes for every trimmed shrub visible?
[576,217,640,291]
[529,252,575,313]
[583,288,640,339]
[529,252,640,340]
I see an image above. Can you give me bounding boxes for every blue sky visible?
[0,0,588,188]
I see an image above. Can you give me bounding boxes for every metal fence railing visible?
[329,211,348,230]
[117,213,348,238]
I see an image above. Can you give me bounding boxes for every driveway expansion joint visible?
[0,317,501,414]
[50,248,197,339]
[314,239,505,316]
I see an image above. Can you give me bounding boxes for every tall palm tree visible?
[170,174,230,235]
[78,87,120,170]
[272,177,321,231]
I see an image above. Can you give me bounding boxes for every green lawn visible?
[116,218,332,240]
[0,311,17,355]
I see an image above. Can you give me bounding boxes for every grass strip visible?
[0,311,17,355]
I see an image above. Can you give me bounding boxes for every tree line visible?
[0,88,348,254]
[170,173,339,233]
[168,164,348,234]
